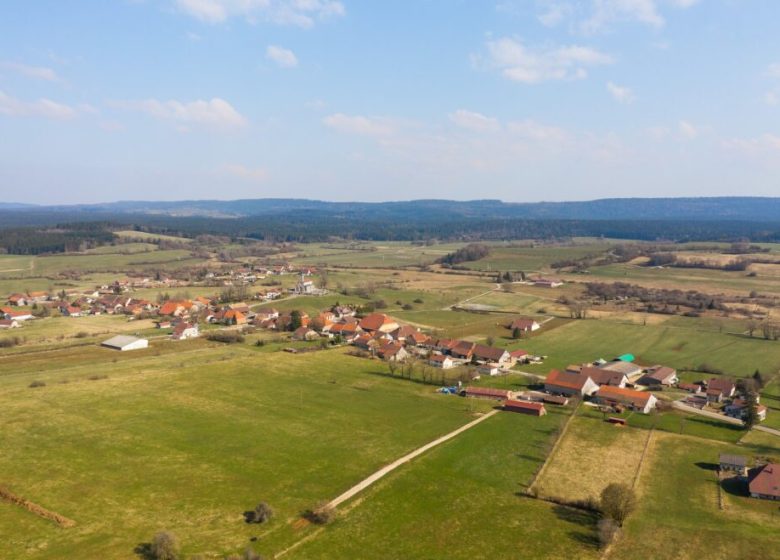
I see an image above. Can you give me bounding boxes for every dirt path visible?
[324,410,499,510]
[442,284,500,310]
[754,425,780,437]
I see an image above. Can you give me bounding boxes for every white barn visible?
[101,335,149,351]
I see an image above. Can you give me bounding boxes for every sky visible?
[1,0,780,204]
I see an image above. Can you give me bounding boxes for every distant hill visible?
[9,197,780,222]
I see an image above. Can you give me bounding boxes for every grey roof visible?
[719,453,747,467]
[101,335,146,348]
[599,361,643,375]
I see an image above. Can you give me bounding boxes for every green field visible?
[286,408,600,560]
[0,344,502,558]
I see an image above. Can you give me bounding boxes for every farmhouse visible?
[503,400,547,416]
[4,310,33,321]
[509,349,529,363]
[358,313,399,334]
[598,360,643,379]
[101,335,149,351]
[544,369,599,397]
[578,366,628,388]
[595,386,658,414]
[678,382,703,394]
[171,322,199,340]
[748,464,780,501]
[639,365,678,387]
[462,386,513,400]
[292,326,318,341]
[708,378,736,398]
[719,454,749,478]
[0,319,20,329]
[533,278,563,288]
[7,293,28,306]
[429,354,455,369]
[472,344,511,366]
[724,400,767,422]
[477,363,500,376]
[451,340,476,360]
[377,342,408,362]
[508,317,540,333]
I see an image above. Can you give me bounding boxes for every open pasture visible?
[0,345,491,559]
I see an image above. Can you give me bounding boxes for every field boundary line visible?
[0,485,75,528]
[631,427,655,490]
[527,401,580,495]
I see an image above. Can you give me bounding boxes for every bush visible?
[598,517,621,548]
[0,337,20,348]
[244,502,273,524]
[304,504,336,525]
[88,374,108,381]
[413,298,424,304]
[600,483,636,527]
[74,331,89,339]
[254,339,266,347]
[206,331,245,344]
[402,303,414,310]
[150,531,180,560]
[29,380,46,388]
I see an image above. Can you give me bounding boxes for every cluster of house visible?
[719,454,780,501]
[541,356,668,414]
[680,378,768,422]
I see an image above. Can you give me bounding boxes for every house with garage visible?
[595,386,658,414]
[748,463,780,501]
[708,378,736,399]
[544,369,599,397]
[101,335,149,351]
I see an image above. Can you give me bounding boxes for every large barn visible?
[101,335,149,351]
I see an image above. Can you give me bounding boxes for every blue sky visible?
[1,0,780,204]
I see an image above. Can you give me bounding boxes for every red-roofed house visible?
[578,366,628,388]
[507,318,541,333]
[462,386,513,400]
[596,386,658,414]
[749,463,780,500]
[358,313,399,333]
[429,354,455,369]
[171,322,199,340]
[544,370,599,397]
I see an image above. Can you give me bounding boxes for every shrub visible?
[88,374,108,381]
[600,483,636,527]
[245,502,273,524]
[598,517,621,548]
[74,331,89,339]
[254,339,266,347]
[0,337,20,348]
[150,531,180,560]
[206,331,245,344]
[402,303,414,310]
[413,298,424,304]
[304,503,336,525]
[29,380,46,388]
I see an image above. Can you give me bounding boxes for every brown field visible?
[534,414,649,502]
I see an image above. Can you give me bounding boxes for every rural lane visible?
[325,409,499,510]
[671,400,744,425]
[755,425,780,437]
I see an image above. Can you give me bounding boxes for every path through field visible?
[443,284,500,310]
[325,409,499,510]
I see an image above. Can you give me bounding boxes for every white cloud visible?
[582,0,664,33]
[323,113,396,137]
[112,97,247,129]
[765,91,779,106]
[766,63,780,79]
[723,134,780,158]
[678,120,698,139]
[0,61,59,81]
[223,163,269,181]
[507,119,570,143]
[174,0,345,27]
[266,45,298,68]
[0,90,77,119]
[606,81,635,103]
[480,38,613,84]
[449,109,501,133]
[537,1,574,26]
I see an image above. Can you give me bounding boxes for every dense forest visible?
[2,209,780,254]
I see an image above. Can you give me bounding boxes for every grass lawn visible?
[608,433,780,560]
[517,319,780,378]
[0,345,489,559]
[285,408,602,560]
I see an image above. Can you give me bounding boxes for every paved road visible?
[671,400,744,426]
[325,410,499,510]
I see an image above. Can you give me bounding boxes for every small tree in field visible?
[512,327,522,339]
[150,531,180,560]
[599,483,636,527]
[486,335,495,347]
